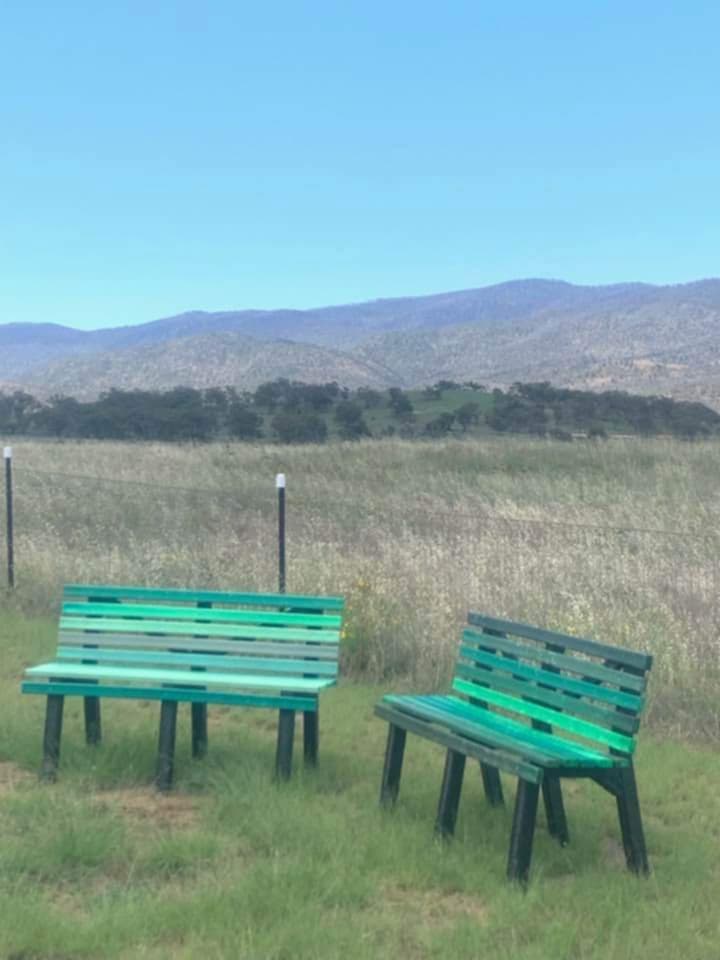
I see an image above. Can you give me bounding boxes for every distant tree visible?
[300,383,338,411]
[435,380,460,391]
[388,387,414,420]
[227,402,263,439]
[424,412,456,437]
[356,387,383,409]
[334,400,371,440]
[455,401,481,431]
[271,411,328,444]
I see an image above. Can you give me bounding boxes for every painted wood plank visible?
[453,662,640,734]
[57,645,339,676]
[457,645,644,712]
[451,679,635,753]
[63,584,344,611]
[381,694,614,768]
[59,616,340,644]
[374,702,544,784]
[63,602,342,629]
[25,661,335,692]
[59,632,340,660]
[22,681,318,711]
[430,695,617,765]
[462,629,646,693]
[467,612,652,673]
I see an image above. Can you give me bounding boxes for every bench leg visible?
[156,700,178,792]
[275,709,295,781]
[480,762,504,807]
[191,703,208,758]
[41,694,65,782]
[542,775,569,845]
[507,778,540,885]
[435,749,466,838]
[616,763,649,874]
[380,723,407,806]
[303,704,319,766]
[83,696,102,746]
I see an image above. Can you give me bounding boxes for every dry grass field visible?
[2,435,719,738]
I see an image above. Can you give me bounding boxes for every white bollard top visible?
[3,447,11,459]
[275,473,286,489]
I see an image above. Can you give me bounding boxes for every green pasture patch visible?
[1,616,719,958]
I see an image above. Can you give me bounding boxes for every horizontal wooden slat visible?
[462,629,646,692]
[57,645,338,676]
[382,694,617,768]
[64,584,344,611]
[468,612,652,673]
[22,681,318,711]
[60,616,339,644]
[452,679,635,753]
[62,602,341,629]
[374,702,544,783]
[457,645,644,712]
[432,695,620,765]
[26,661,335,693]
[60,632,339,660]
[454,662,639,734]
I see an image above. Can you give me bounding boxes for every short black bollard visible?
[277,472,286,593]
[4,446,14,589]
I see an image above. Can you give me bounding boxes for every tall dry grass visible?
[1,435,718,738]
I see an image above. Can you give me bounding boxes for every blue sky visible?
[2,1,719,329]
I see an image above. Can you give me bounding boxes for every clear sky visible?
[2,1,719,330]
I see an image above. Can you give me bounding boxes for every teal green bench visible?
[21,584,344,789]
[375,612,652,884]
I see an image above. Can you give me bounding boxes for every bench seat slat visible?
[458,645,644,712]
[60,616,339,644]
[374,702,544,783]
[463,629,646,692]
[62,602,342,629]
[64,584,344,611]
[452,679,635,753]
[382,694,619,768]
[26,661,335,693]
[21,681,318,711]
[57,645,338,676]
[454,662,640,734]
[59,632,338,660]
[433,696,622,764]
[468,612,652,673]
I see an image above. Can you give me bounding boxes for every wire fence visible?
[3,447,718,736]
[9,464,719,541]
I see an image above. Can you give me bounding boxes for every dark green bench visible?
[375,612,652,884]
[21,584,344,789]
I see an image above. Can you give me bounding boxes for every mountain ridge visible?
[2,278,720,408]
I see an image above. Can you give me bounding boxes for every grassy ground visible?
[2,612,720,959]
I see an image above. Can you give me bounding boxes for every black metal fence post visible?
[4,446,14,589]
[277,473,286,593]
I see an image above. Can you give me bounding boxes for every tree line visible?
[0,379,718,442]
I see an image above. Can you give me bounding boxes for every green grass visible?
[1,612,719,959]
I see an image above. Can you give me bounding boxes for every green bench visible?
[375,612,652,884]
[21,584,344,790]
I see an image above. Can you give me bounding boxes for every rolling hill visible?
[2,278,720,406]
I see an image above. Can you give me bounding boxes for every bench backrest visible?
[454,612,652,757]
[57,584,344,682]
